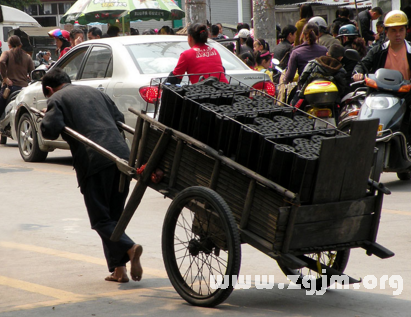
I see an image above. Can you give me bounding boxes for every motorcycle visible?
[342,49,411,181]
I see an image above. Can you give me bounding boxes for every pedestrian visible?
[210,25,224,40]
[333,8,355,27]
[238,29,254,55]
[88,27,102,40]
[372,21,386,46]
[309,16,342,50]
[48,28,71,59]
[254,50,274,81]
[0,35,34,116]
[169,23,228,84]
[216,23,228,39]
[70,28,85,47]
[358,7,383,44]
[239,51,255,69]
[159,25,174,35]
[295,4,314,46]
[130,28,139,35]
[253,38,270,53]
[40,68,143,283]
[36,50,53,66]
[105,25,120,37]
[273,25,297,69]
[284,22,327,86]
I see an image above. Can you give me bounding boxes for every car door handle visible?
[97,85,104,92]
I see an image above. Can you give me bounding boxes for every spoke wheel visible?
[17,113,48,162]
[162,186,241,307]
[278,250,350,290]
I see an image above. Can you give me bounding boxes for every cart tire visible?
[17,113,48,162]
[162,186,241,307]
[278,249,350,290]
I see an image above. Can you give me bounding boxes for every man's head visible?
[384,10,408,45]
[308,16,328,34]
[42,68,71,98]
[328,44,345,60]
[370,7,383,20]
[338,7,350,19]
[88,27,102,40]
[337,24,358,44]
[70,28,85,47]
[211,25,220,37]
[107,25,120,37]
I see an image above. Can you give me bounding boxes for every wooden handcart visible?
[30,79,394,307]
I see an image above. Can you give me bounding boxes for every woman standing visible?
[171,23,228,84]
[294,4,314,46]
[284,23,327,86]
[0,35,34,116]
[48,29,71,60]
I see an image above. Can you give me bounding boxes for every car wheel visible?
[0,135,6,145]
[17,113,48,162]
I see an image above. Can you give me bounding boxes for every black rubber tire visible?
[17,113,48,162]
[278,249,350,290]
[162,186,241,307]
[0,135,7,145]
[397,171,411,181]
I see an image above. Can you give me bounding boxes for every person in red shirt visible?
[171,23,228,84]
[48,29,71,60]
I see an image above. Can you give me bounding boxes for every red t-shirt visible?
[173,44,228,83]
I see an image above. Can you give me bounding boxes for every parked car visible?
[0,35,273,162]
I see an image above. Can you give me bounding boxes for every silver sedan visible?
[0,35,273,162]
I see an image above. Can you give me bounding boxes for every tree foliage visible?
[0,0,41,10]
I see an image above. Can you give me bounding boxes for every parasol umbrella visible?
[129,0,185,21]
[61,0,185,25]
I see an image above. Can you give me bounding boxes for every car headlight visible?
[365,96,398,109]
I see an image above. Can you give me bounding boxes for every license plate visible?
[377,124,384,136]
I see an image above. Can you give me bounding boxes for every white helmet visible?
[308,16,328,30]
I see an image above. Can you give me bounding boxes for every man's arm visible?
[40,99,66,140]
[352,45,379,81]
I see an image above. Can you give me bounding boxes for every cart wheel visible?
[162,186,241,307]
[278,250,350,290]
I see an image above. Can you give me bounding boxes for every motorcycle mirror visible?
[272,58,280,66]
[344,49,361,62]
[31,69,46,82]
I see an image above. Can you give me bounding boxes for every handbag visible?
[2,87,10,99]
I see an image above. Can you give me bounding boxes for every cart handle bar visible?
[29,107,135,177]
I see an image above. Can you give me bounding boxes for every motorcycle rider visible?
[353,10,411,82]
[353,10,411,148]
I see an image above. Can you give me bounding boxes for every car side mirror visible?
[31,69,46,82]
[344,49,361,62]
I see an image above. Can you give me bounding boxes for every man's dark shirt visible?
[41,84,130,186]
[358,10,375,42]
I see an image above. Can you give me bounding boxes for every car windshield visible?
[126,41,248,74]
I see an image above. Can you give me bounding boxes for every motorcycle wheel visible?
[397,171,411,181]
[0,135,6,145]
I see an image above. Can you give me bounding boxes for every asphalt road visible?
[1,140,410,317]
